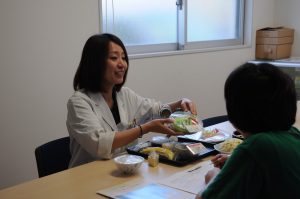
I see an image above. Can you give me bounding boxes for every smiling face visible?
[103,41,128,90]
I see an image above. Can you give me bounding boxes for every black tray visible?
[126,140,217,167]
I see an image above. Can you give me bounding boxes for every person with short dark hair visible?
[67,33,197,168]
[196,63,300,199]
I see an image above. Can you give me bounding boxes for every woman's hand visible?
[211,154,230,168]
[143,118,183,136]
[167,98,198,116]
[180,98,197,115]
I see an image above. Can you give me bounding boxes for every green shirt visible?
[202,127,300,199]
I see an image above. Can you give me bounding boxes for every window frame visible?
[98,0,253,59]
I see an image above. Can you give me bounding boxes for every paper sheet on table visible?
[180,121,236,141]
[158,160,214,195]
[97,178,195,199]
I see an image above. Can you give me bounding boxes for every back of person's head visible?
[225,62,297,133]
[73,33,129,92]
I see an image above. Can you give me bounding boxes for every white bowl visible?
[114,154,144,174]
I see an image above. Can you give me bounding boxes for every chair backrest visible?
[35,136,71,177]
[202,115,228,127]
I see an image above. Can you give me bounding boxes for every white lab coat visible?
[66,87,162,167]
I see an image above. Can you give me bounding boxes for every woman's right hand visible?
[143,118,182,136]
[211,154,230,168]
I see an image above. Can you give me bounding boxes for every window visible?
[100,0,249,56]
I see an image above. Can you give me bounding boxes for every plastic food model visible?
[169,111,202,134]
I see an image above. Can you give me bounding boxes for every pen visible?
[188,166,202,172]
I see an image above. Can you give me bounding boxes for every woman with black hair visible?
[67,33,197,168]
[197,63,300,199]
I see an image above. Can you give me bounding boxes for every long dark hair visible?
[73,33,129,92]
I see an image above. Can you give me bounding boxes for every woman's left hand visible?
[180,98,197,115]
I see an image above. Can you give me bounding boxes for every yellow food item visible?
[219,138,243,153]
[148,151,159,167]
[140,147,175,160]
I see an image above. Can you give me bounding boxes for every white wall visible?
[274,0,300,56]
[0,0,279,189]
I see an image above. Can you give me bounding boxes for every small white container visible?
[114,154,144,174]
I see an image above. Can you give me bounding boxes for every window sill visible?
[129,44,252,60]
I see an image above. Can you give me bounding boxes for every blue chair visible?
[35,136,71,177]
[202,115,228,127]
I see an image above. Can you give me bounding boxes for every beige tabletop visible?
[0,122,229,199]
[0,157,210,199]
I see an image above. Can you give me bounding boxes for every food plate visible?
[199,129,231,143]
[150,136,170,145]
[126,141,217,167]
[213,138,243,154]
[179,128,231,144]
